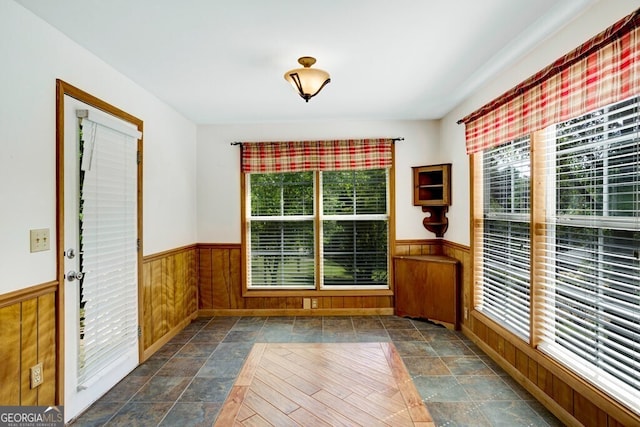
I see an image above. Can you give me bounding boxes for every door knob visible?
[67,270,84,281]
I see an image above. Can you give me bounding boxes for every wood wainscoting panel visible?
[141,245,198,361]
[574,392,611,427]
[395,239,443,257]
[0,303,21,405]
[21,298,38,406]
[38,292,57,404]
[198,244,244,310]
[198,246,213,309]
[0,282,57,406]
[213,245,243,310]
[442,240,471,329]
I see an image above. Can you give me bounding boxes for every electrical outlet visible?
[311,298,318,309]
[303,298,311,309]
[30,363,43,388]
[30,228,50,252]
[464,307,469,320]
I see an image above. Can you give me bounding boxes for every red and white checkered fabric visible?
[240,139,393,173]
[460,8,640,154]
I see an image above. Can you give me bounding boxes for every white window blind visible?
[247,172,315,288]
[77,115,139,388]
[478,137,531,341]
[537,96,640,413]
[321,169,388,288]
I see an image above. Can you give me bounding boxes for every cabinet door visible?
[394,256,458,328]
[424,262,456,324]
[394,258,429,318]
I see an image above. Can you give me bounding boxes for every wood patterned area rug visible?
[214,342,435,426]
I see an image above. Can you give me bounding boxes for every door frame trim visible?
[55,80,144,404]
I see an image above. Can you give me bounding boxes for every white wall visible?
[439,0,640,246]
[197,120,441,243]
[0,1,198,294]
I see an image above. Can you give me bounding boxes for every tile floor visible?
[69,316,564,427]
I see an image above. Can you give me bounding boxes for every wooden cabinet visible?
[394,255,459,329]
[412,164,451,237]
[412,163,451,206]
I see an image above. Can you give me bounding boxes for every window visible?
[538,96,640,411]
[241,139,393,291]
[476,136,531,340]
[246,169,389,289]
[473,96,640,412]
[321,169,389,288]
[248,172,315,288]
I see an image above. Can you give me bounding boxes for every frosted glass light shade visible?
[284,57,331,102]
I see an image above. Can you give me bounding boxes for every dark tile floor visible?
[69,316,564,426]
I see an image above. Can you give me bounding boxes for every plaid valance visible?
[459,8,640,154]
[240,138,394,173]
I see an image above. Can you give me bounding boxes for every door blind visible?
[77,114,140,388]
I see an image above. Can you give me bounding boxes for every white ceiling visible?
[16,0,595,124]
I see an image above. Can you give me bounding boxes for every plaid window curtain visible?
[459,8,640,154]
[240,138,393,173]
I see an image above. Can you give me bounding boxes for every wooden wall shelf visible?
[421,206,449,237]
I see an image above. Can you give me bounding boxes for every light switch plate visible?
[30,228,50,252]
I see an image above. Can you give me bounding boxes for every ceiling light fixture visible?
[284,56,331,102]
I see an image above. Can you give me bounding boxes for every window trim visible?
[240,152,396,298]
